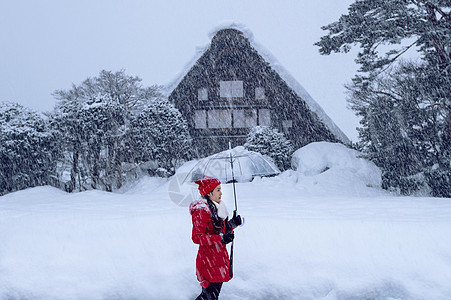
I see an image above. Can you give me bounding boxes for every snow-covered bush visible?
[381,171,425,196]
[127,98,192,176]
[425,167,451,198]
[0,102,59,195]
[244,126,293,170]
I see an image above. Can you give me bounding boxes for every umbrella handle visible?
[239,216,245,227]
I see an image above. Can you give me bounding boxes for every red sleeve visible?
[191,209,222,246]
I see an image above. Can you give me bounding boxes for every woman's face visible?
[208,185,222,203]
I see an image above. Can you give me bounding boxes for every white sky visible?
[0,0,360,141]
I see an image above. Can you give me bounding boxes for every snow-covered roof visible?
[164,22,350,144]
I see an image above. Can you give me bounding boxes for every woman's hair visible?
[204,195,224,234]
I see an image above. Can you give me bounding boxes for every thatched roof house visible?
[167,24,349,157]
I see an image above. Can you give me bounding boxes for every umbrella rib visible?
[259,154,280,173]
[203,158,213,179]
[225,160,229,182]
[237,155,243,180]
[248,154,259,174]
[203,153,223,180]
[183,159,206,183]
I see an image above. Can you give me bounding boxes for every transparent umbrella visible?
[168,145,280,208]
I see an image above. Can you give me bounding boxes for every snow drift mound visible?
[291,142,382,194]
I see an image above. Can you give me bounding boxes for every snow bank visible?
[1,167,451,299]
[291,142,382,196]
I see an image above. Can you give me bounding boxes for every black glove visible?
[228,211,242,228]
[221,231,234,244]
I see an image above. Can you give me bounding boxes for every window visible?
[233,109,257,128]
[194,110,207,128]
[198,88,208,101]
[220,81,243,99]
[282,120,293,129]
[194,109,267,129]
[259,109,271,126]
[255,87,265,100]
[208,110,232,128]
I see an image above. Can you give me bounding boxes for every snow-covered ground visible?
[1,143,450,300]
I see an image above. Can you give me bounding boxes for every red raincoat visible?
[190,199,231,288]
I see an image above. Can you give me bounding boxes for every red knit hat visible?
[195,176,221,197]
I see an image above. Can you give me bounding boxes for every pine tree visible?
[316,0,451,76]
[244,126,293,171]
[316,0,451,196]
[348,62,429,194]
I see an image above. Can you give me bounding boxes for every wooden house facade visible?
[168,26,349,157]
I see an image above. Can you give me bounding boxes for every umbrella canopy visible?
[168,146,280,207]
[185,146,280,184]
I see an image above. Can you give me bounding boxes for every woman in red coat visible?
[190,176,242,300]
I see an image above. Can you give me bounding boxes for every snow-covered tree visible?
[0,102,59,195]
[50,99,128,192]
[348,62,423,193]
[53,69,160,115]
[316,0,451,77]
[316,0,451,196]
[127,98,192,176]
[244,126,293,170]
[51,70,162,192]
